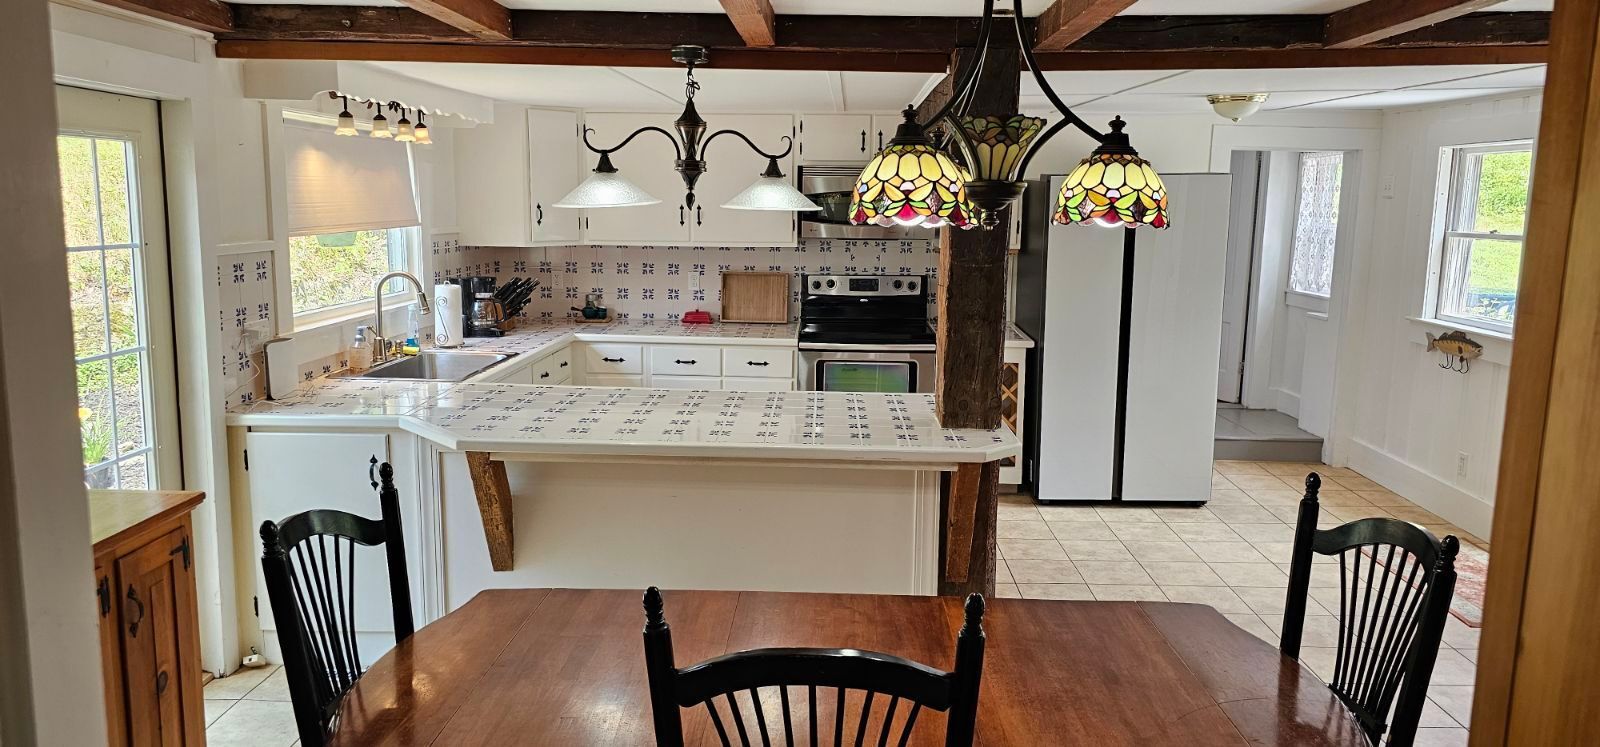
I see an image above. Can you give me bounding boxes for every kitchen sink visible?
[354,350,512,382]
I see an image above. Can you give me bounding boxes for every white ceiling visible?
[228,0,1556,12]
[1022,64,1544,114]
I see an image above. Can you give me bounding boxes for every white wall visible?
[0,0,110,742]
[1343,92,1541,539]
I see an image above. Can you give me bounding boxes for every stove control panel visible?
[804,274,924,297]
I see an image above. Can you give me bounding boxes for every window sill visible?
[1285,290,1331,314]
[293,293,414,334]
[1406,316,1514,367]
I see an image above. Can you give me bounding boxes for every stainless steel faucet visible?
[371,272,431,364]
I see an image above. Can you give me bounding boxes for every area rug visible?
[1356,540,1488,628]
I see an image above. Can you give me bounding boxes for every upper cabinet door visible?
[582,112,692,245]
[871,114,905,155]
[692,114,798,247]
[799,114,874,163]
[456,103,532,246]
[527,108,582,244]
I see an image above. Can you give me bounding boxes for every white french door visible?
[55,85,181,490]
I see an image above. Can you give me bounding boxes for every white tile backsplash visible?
[475,239,940,323]
[217,249,275,408]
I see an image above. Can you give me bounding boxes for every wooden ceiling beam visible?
[92,0,233,34]
[396,0,512,41]
[719,0,776,47]
[1325,0,1507,48]
[1034,0,1138,51]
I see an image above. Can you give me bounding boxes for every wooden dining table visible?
[329,589,1366,746]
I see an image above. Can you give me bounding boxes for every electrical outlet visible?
[689,271,700,291]
[1381,174,1396,199]
[1456,452,1469,478]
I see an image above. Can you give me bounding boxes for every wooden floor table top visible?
[330,589,1366,746]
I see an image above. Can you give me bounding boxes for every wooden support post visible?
[926,47,1017,597]
[464,452,515,571]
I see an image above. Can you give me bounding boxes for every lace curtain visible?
[1288,151,1344,297]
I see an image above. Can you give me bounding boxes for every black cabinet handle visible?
[679,206,685,226]
[695,206,702,226]
[560,361,569,368]
[540,371,550,379]
[860,130,867,151]
[602,357,625,363]
[747,360,770,367]
[369,454,379,490]
[878,130,884,150]
[97,576,111,617]
[125,586,145,637]
[674,359,698,365]
[536,203,544,225]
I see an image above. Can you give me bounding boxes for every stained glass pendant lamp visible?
[561,45,818,213]
[848,109,974,228]
[850,0,1170,231]
[1055,117,1169,228]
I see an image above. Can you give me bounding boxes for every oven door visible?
[799,349,937,394]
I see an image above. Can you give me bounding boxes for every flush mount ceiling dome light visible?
[850,0,1170,231]
[1208,93,1269,122]
[558,45,818,213]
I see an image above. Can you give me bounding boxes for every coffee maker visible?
[457,276,505,337]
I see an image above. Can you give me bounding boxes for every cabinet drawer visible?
[531,346,572,383]
[584,343,642,374]
[586,373,644,388]
[722,376,793,392]
[651,374,721,391]
[650,345,722,377]
[722,347,794,378]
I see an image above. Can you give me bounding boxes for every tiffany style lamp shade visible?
[1055,118,1169,229]
[849,110,975,229]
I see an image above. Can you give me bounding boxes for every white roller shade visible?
[284,118,419,236]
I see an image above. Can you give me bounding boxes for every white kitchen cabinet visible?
[581,113,691,245]
[456,104,582,247]
[582,342,643,376]
[721,376,793,392]
[871,114,907,155]
[240,430,429,666]
[528,109,583,244]
[530,345,573,385]
[585,373,646,388]
[650,344,722,378]
[722,347,794,378]
[649,374,721,390]
[799,114,874,163]
[691,114,798,246]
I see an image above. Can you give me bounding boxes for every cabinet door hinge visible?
[171,535,191,570]
[97,576,111,617]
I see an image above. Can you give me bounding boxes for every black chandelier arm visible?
[581,125,683,161]
[1011,0,1106,145]
[703,129,794,161]
[920,0,997,132]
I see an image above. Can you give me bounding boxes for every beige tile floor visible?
[205,458,1484,746]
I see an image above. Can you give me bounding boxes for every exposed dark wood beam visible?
[1035,0,1138,51]
[1325,0,1506,48]
[396,0,511,41]
[1034,43,1545,70]
[93,0,233,33]
[719,0,775,47]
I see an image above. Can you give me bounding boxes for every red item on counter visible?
[682,310,713,325]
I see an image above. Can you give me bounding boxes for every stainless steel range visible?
[798,274,936,394]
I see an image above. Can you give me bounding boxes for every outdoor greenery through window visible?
[59,133,154,489]
[1288,151,1344,298]
[1435,142,1532,333]
[289,228,416,317]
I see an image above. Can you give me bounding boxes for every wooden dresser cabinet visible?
[90,490,206,746]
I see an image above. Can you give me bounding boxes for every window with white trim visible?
[1288,151,1344,298]
[282,112,421,325]
[1432,141,1532,334]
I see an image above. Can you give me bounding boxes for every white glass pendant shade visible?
[414,122,432,145]
[335,110,358,136]
[395,115,415,143]
[722,163,821,211]
[554,156,660,208]
[370,112,392,139]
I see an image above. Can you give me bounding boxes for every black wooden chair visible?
[259,461,414,747]
[1280,472,1459,747]
[642,587,987,747]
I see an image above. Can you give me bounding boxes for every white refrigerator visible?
[1020,173,1231,503]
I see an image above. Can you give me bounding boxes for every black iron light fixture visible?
[849,0,1169,231]
[555,45,820,212]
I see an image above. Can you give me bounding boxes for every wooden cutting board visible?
[720,272,790,323]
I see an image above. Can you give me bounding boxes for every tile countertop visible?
[227,379,1019,465]
[446,319,1033,356]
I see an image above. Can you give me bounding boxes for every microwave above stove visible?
[798,165,939,240]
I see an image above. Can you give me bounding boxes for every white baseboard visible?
[1344,438,1493,540]
[1272,387,1301,418]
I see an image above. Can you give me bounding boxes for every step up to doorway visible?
[1214,408,1323,463]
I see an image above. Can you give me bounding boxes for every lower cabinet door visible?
[721,376,793,392]
[116,524,203,746]
[649,375,720,390]
[586,373,645,387]
[96,557,129,747]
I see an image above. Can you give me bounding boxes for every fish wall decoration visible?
[1426,330,1484,374]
